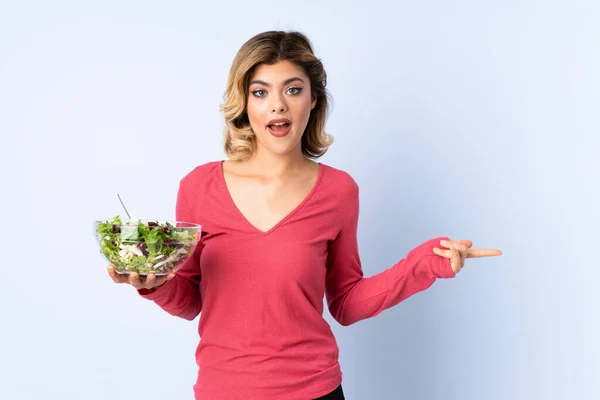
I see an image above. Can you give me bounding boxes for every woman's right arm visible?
[107,182,203,321]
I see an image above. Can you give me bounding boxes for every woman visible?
[107,30,501,399]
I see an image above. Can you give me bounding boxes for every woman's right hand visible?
[107,264,175,290]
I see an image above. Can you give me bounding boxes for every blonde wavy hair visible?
[219,30,334,160]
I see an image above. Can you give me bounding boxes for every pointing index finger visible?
[466,248,503,258]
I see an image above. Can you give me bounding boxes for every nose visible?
[269,92,288,113]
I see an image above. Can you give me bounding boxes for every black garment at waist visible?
[314,384,344,400]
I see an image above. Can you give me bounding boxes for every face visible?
[246,60,317,157]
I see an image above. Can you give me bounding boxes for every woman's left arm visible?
[325,184,501,327]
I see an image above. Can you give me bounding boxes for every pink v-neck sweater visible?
[139,161,454,399]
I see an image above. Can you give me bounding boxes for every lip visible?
[267,123,291,137]
[267,118,291,126]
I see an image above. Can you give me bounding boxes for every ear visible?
[311,96,317,110]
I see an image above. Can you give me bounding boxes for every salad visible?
[95,215,200,275]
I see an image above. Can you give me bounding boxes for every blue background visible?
[1,1,598,398]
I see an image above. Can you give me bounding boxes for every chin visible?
[257,131,302,155]
[266,143,301,156]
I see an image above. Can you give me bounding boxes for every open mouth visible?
[268,121,290,130]
[267,121,291,137]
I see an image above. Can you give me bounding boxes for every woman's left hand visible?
[433,239,502,274]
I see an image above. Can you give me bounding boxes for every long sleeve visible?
[138,182,203,321]
[325,183,455,326]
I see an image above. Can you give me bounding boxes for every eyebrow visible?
[249,77,305,87]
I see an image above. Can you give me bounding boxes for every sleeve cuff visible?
[432,256,455,279]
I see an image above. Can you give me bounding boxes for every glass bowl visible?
[94,217,202,276]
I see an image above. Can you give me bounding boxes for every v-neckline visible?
[218,160,324,236]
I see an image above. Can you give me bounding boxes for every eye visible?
[287,87,303,95]
[251,89,266,97]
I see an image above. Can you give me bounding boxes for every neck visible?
[246,146,307,179]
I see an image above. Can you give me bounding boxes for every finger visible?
[129,272,142,289]
[447,239,472,249]
[450,242,468,253]
[452,242,468,265]
[441,240,467,262]
[433,246,462,274]
[145,273,157,288]
[440,240,467,258]
[446,242,462,273]
[107,265,128,283]
[466,248,503,258]
[432,247,452,258]
[142,272,176,289]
